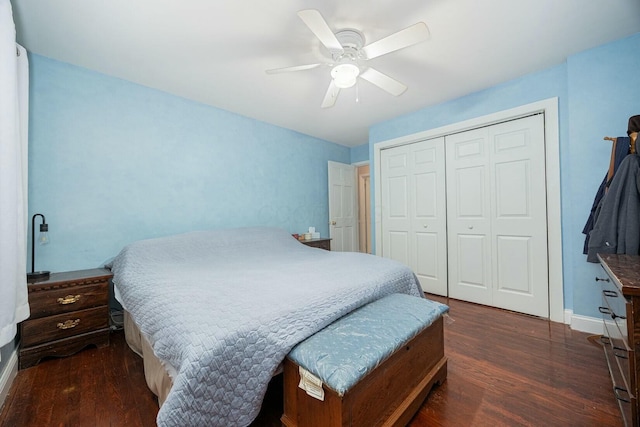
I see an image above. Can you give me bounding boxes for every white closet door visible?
[446,128,493,305]
[381,138,447,295]
[381,145,412,266]
[411,138,447,295]
[446,114,548,317]
[489,115,548,316]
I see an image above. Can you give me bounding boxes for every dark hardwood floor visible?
[0,296,623,427]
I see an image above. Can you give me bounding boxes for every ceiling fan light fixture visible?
[331,63,360,88]
[267,10,429,107]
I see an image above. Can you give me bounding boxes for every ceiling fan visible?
[266,9,429,108]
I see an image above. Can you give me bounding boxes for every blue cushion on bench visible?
[287,293,449,396]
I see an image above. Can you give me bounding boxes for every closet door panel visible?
[453,137,485,159]
[494,160,530,218]
[412,138,447,296]
[490,115,548,317]
[453,234,492,304]
[381,138,447,296]
[414,173,437,217]
[413,171,442,291]
[495,235,532,294]
[455,166,486,218]
[381,146,413,270]
[388,176,408,218]
[447,128,492,304]
[387,231,410,265]
[415,232,439,282]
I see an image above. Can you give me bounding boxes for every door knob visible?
[468,226,474,230]
[423,225,428,228]
[330,220,337,225]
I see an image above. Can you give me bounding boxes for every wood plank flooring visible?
[0,296,623,426]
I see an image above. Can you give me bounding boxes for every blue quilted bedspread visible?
[108,227,422,426]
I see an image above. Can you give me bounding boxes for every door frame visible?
[356,163,371,253]
[373,97,563,323]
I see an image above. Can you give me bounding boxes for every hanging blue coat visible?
[582,137,631,253]
[587,153,640,262]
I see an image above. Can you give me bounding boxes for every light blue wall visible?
[28,54,349,273]
[350,143,369,164]
[565,33,640,317]
[370,32,640,318]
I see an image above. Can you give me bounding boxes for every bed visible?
[107,226,426,426]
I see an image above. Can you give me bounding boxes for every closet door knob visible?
[468,226,474,230]
[423,224,428,228]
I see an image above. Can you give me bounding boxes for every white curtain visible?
[0,0,30,348]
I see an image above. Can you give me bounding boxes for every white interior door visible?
[446,115,548,317]
[380,138,447,295]
[328,161,358,252]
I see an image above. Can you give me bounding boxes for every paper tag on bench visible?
[298,366,325,401]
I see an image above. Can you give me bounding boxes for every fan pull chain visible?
[355,80,360,103]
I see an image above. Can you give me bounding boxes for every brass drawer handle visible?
[57,294,81,305]
[57,319,80,330]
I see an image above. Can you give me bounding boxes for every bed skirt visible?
[124,311,174,407]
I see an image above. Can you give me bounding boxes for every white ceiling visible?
[11,0,640,147]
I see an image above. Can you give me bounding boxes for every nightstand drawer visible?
[600,277,631,350]
[603,333,635,426]
[21,306,109,347]
[28,282,109,319]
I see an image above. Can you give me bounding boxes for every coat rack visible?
[603,135,636,154]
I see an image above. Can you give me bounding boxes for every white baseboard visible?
[0,349,18,411]
[568,310,604,335]
[566,309,625,339]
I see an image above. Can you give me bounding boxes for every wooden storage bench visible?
[281,293,448,427]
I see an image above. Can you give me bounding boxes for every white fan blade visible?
[297,9,344,54]
[266,63,322,74]
[321,80,340,108]
[362,22,429,60]
[360,68,407,96]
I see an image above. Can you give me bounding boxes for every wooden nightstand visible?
[300,237,331,251]
[19,268,112,369]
